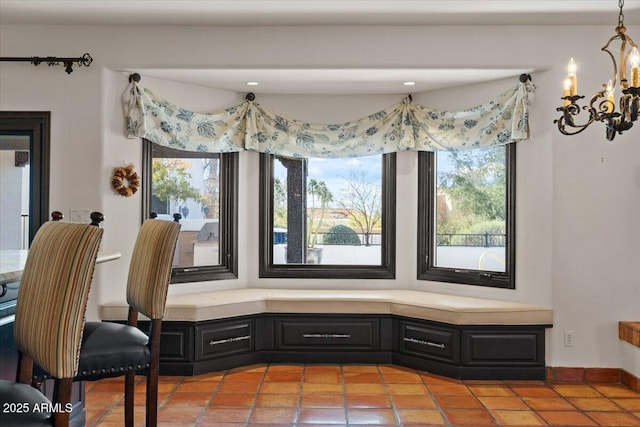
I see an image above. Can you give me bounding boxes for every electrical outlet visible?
[564,330,575,347]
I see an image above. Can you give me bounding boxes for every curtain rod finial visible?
[519,73,531,83]
[246,92,255,101]
[129,73,141,83]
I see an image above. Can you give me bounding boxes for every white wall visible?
[2,24,639,372]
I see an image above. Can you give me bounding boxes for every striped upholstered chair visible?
[74,219,180,427]
[0,222,104,427]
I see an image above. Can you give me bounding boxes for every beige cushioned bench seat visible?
[100,289,553,326]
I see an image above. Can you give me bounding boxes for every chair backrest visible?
[126,219,180,320]
[14,222,104,379]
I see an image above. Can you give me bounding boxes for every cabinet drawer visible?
[196,319,254,361]
[462,330,544,367]
[399,321,459,364]
[276,318,378,350]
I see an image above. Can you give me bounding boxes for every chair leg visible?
[52,378,73,427]
[125,371,136,427]
[16,351,33,384]
[146,319,162,427]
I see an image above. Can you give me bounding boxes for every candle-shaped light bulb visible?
[567,57,578,95]
[563,78,572,106]
[606,79,615,113]
[631,47,640,87]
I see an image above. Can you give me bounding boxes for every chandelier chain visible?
[619,0,625,27]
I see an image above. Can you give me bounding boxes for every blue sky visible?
[275,155,382,207]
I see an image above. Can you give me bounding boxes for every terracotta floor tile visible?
[300,393,345,408]
[342,365,380,373]
[522,396,576,411]
[479,396,529,410]
[223,371,265,383]
[586,412,640,426]
[165,391,211,407]
[469,385,516,397]
[379,365,416,374]
[593,384,640,398]
[199,406,251,423]
[491,410,546,426]
[510,386,560,397]
[345,394,391,408]
[569,397,623,411]
[264,371,304,382]
[85,391,123,409]
[216,381,261,394]
[421,374,463,385]
[198,423,248,427]
[303,383,344,394]
[157,405,203,423]
[255,393,300,407]
[249,407,298,424]
[260,382,301,394]
[396,408,446,424]
[386,383,428,396]
[435,395,483,409]
[343,372,383,383]
[87,381,128,393]
[614,398,640,411]
[537,410,598,426]
[347,408,396,425]
[266,364,305,372]
[443,408,496,425]
[427,383,472,396]
[389,394,437,409]
[344,383,387,394]
[95,407,146,425]
[551,384,603,398]
[174,380,219,393]
[209,392,256,407]
[298,407,347,424]
[303,372,343,384]
[182,372,225,382]
[381,372,423,383]
[304,365,342,374]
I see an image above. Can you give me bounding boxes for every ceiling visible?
[2,1,639,95]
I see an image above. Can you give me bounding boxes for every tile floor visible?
[85,364,640,426]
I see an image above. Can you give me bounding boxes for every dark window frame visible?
[259,153,396,279]
[142,139,238,283]
[417,144,516,289]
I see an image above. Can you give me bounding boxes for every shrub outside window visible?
[417,145,515,289]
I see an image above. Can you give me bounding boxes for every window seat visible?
[99,289,553,380]
[100,288,552,325]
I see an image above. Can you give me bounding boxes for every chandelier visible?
[555,0,640,141]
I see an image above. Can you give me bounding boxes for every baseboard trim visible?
[547,366,640,391]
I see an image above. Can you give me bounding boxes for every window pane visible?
[417,144,514,289]
[151,147,221,268]
[434,147,507,272]
[273,155,384,266]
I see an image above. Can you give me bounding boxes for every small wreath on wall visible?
[111,164,140,197]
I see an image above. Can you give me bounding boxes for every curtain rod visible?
[0,53,93,74]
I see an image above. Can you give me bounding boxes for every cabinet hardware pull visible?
[302,333,351,339]
[403,337,445,349]
[209,335,250,346]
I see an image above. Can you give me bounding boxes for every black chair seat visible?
[75,322,150,381]
[0,380,53,426]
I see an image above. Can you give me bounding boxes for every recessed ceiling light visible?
[246,81,259,86]
[403,81,416,86]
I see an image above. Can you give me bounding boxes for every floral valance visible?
[122,79,534,157]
